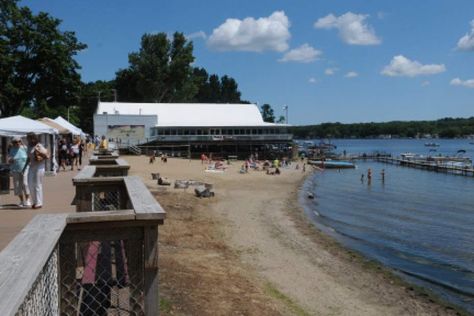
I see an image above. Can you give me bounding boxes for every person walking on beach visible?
[367,168,372,185]
[8,137,31,207]
[23,132,49,209]
[381,169,385,182]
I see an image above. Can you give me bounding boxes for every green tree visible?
[220,75,241,103]
[192,67,211,102]
[208,74,221,102]
[116,32,196,103]
[276,115,286,123]
[260,104,275,123]
[77,80,115,133]
[0,0,86,117]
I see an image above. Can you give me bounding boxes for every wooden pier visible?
[375,156,474,177]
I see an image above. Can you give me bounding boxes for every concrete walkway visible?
[0,167,81,251]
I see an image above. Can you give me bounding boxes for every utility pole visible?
[97,91,102,102]
[111,89,117,102]
[283,105,288,124]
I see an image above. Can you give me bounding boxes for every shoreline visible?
[125,156,466,315]
[295,170,470,315]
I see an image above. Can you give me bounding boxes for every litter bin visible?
[0,164,10,195]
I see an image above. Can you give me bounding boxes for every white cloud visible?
[207,11,291,52]
[325,68,338,75]
[186,31,207,40]
[450,78,474,88]
[314,12,381,45]
[421,81,430,87]
[381,55,446,77]
[278,44,322,63]
[308,77,318,84]
[345,71,358,78]
[457,20,474,51]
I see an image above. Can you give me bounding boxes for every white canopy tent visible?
[0,115,59,173]
[0,115,58,137]
[53,116,86,137]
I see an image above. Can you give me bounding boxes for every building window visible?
[171,129,177,135]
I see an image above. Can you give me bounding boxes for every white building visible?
[94,102,292,157]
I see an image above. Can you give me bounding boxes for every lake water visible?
[300,139,474,313]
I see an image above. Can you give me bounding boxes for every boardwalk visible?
[0,168,79,250]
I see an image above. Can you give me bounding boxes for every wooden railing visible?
[0,155,165,315]
[80,159,130,177]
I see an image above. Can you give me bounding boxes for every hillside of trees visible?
[290,117,474,139]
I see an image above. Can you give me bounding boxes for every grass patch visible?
[264,282,311,316]
[160,297,172,313]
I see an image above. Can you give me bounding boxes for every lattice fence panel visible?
[92,191,121,211]
[16,248,59,316]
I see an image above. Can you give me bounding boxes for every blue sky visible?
[22,0,474,125]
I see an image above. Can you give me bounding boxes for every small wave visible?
[399,269,474,298]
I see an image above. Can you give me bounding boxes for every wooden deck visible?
[375,156,474,176]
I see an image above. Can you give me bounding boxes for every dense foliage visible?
[0,0,86,118]
[290,117,474,139]
[113,32,243,105]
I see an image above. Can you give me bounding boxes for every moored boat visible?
[308,160,356,169]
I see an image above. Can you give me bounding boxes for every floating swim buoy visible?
[307,192,315,199]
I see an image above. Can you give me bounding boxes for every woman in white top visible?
[70,136,81,171]
[23,132,49,209]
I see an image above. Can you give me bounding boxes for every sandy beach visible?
[126,155,461,316]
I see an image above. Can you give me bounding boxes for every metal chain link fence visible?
[60,236,144,315]
[92,191,121,211]
[16,248,59,316]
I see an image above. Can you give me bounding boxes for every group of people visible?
[8,133,50,209]
[58,136,85,171]
[149,151,168,164]
[361,168,385,183]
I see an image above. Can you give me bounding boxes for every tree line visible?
[290,117,474,139]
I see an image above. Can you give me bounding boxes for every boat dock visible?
[375,156,474,176]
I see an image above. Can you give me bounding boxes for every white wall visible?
[93,114,158,145]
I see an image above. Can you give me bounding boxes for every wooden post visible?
[75,185,92,212]
[144,225,159,315]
